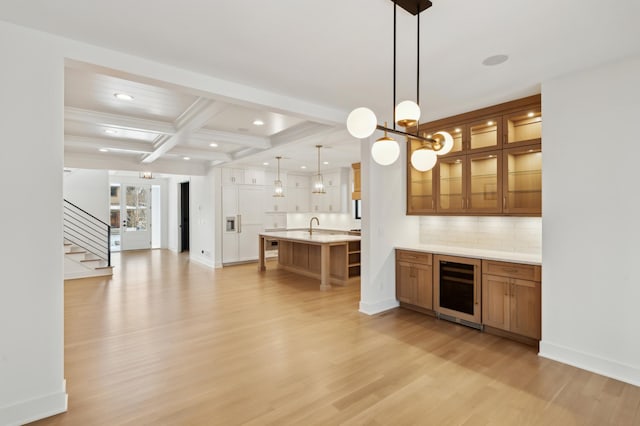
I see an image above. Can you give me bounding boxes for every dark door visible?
[180,181,190,252]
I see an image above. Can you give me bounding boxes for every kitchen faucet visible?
[309,216,319,235]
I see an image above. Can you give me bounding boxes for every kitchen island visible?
[258,230,361,290]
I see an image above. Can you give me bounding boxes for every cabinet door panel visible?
[468,151,502,213]
[396,261,417,304]
[482,274,510,331]
[503,144,542,215]
[415,264,433,310]
[511,279,541,339]
[437,155,465,213]
[469,117,501,151]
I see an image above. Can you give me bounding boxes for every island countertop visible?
[260,230,360,244]
[258,231,361,290]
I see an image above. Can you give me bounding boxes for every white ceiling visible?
[1,0,640,175]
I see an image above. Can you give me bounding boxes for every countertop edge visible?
[395,244,541,265]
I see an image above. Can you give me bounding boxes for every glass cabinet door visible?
[437,155,466,213]
[407,139,436,214]
[503,144,542,215]
[468,151,501,213]
[469,117,501,151]
[503,108,542,146]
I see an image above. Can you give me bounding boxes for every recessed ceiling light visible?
[263,162,269,166]
[300,165,307,169]
[455,128,461,133]
[209,143,219,147]
[253,119,264,126]
[183,156,190,161]
[99,148,109,152]
[482,54,509,66]
[105,129,118,135]
[114,92,134,101]
[527,112,535,118]
[323,161,329,165]
[487,121,494,126]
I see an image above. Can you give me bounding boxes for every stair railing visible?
[63,199,111,267]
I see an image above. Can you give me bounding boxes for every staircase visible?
[63,199,113,280]
[64,241,113,279]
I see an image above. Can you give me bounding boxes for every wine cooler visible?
[434,254,482,327]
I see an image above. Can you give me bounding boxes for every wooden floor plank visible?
[28,249,640,425]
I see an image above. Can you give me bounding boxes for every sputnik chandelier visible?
[346,0,453,171]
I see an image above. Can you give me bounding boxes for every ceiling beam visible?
[65,107,175,135]
[167,146,232,162]
[190,128,271,149]
[141,98,226,164]
[65,135,154,154]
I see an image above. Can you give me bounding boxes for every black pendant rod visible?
[417,10,420,106]
[393,1,397,130]
[376,124,436,144]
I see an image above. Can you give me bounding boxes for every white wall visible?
[539,55,640,386]
[189,170,216,268]
[63,169,110,223]
[359,138,421,314]
[0,22,67,425]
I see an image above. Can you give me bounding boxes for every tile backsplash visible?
[419,216,541,253]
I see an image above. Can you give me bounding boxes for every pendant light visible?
[346,0,453,171]
[311,145,325,194]
[273,156,284,197]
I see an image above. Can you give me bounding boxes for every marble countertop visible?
[395,243,541,265]
[260,230,361,244]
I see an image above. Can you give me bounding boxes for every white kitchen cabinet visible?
[287,173,310,213]
[263,212,287,230]
[222,185,265,264]
[245,168,266,185]
[221,168,245,185]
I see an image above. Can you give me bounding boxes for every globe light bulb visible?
[395,100,421,128]
[371,135,400,166]
[347,107,377,139]
[434,131,454,156]
[411,148,437,172]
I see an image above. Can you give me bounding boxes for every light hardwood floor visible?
[31,249,639,425]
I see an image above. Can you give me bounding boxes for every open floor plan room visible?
[30,250,640,425]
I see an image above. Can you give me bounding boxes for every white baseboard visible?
[359,299,400,315]
[189,254,216,269]
[0,380,67,426]
[539,340,640,387]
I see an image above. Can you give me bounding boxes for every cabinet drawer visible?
[396,250,432,265]
[482,260,540,281]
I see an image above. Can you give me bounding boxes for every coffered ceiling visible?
[1,0,640,175]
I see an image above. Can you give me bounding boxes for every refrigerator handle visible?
[237,214,242,233]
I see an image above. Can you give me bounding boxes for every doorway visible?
[110,183,152,251]
[180,181,190,252]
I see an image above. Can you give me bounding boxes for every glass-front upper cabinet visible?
[503,144,542,215]
[469,117,502,151]
[421,124,466,156]
[468,151,502,214]
[503,108,542,146]
[437,155,465,213]
[407,139,436,214]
